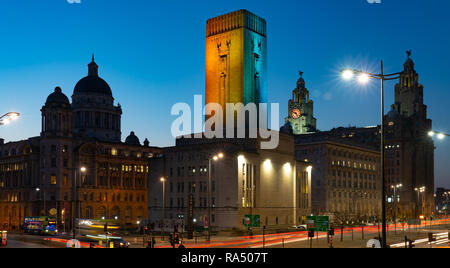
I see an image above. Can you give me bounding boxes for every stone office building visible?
[0,57,160,230]
[148,134,312,231]
[294,129,382,223]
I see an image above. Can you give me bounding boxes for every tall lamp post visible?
[415,186,426,218]
[36,188,46,217]
[390,184,402,222]
[72,166,87,239]
[207,153,224,242]
[341,60,404,248]
[160,177,166,240]
[0,112,20,126]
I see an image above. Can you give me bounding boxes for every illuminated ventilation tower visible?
[205,10,267,122]
[284,71,317,135]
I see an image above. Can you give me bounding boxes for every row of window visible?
[170,166,209,177]
[0,163,26,172]
[167,197,215,209]
[168,181,215,194]
[330,191,379,200]
[331,160,377,171]
[330,178,377,190]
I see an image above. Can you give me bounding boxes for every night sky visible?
[0,0,449,188]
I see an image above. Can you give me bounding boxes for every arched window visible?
[85,206,93,219]
[98,206,106,219]
[112,206,120,220]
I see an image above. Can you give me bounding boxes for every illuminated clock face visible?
[291,109,301,119]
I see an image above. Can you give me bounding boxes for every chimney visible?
[0,139,4,145]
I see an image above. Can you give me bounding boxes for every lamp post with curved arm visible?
[341,60,404,248]
[428,131,450,140]
[0,112,20,126]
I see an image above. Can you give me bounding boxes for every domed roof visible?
[73,55,113,97]
[125,131,141,145]
[46,87,70,105]
[74,76,112,96]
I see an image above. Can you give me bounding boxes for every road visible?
[3,219,449,248]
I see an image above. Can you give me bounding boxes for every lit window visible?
[51,175,57,185]
[111,148,117,156]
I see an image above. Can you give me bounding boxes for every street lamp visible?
[207,153,224,242]
[341,60,403,248]
[72,166,87,239]
[390,184,402,222]
[160,177,166,240]
[415,186,426,218]
[0,112,20,126]
[36,188,46,217]
[428,131,449,140]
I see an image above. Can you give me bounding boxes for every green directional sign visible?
[244,215,261,228]
[306,216,329,232]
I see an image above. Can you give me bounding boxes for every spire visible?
[88,54,99,76]
[297,70,305,88]
[406,50,412,59]
[404,50,415,71]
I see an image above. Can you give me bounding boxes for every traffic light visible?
[174,234,180,245]
[329,227,335,236]
[308,229,315,238]
[169,234,174,247]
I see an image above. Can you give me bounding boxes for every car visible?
[289,225,307,231]
[107,238,130,248]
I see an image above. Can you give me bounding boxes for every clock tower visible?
[285,71,317,135]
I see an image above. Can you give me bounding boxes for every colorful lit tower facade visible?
[285,72,317,135]
[205,10,267,120]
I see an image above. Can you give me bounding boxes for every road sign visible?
[244,215,261,228]
[306,216,329,232]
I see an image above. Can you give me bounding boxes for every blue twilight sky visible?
[0,0,449,188]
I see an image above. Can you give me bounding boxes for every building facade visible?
[294,131,381,223]
[148,134,312,231]
[384,53,435,219]
[0,57,160,231]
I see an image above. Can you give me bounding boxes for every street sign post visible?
[307,216,330,232]
[244,215,261,228]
